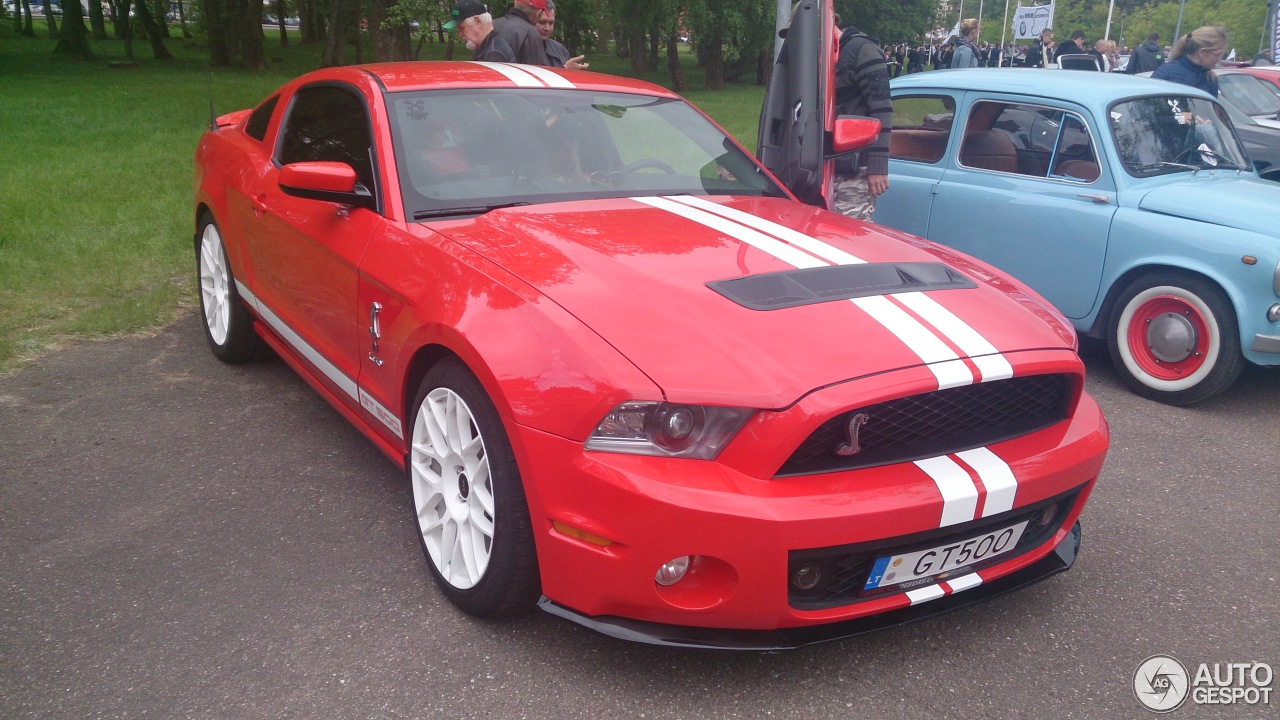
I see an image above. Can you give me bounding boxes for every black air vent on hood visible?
[707,262,977,311]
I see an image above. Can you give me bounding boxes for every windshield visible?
[386,88,783,218]
[1219,74,1280,117]
[1109,95,1250,176]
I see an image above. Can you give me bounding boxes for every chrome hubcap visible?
[1146,311,1197,363]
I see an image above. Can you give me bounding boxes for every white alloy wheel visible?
[411,386,496,590]
[198,222,231,346]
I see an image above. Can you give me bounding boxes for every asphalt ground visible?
[3,311,1278,719]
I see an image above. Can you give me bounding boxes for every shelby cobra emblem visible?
[836,413,871,456]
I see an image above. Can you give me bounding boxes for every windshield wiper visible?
[413,201,530,220]
[1136,161,1199,172]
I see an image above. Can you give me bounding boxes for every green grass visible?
[0,31,764,374]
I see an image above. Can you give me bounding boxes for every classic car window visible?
[1110,96,1250,177]
[278,85,376,193]
[889,95,954,164]
[387,89,783,218]
[244,95,279,142]
[959,101,1100,182]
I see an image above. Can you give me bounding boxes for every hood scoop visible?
[708,262,976,311]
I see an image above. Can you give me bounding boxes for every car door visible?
[243,82,383,406]
[923,96,1115,319]
[873,92,959,237]
[758,0,836,208]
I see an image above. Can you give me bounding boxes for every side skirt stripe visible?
[235,280,403,441]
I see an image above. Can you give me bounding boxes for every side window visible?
[960,101,1099,183]
[244,95,279,142]
[889,95,954,164]
[278,85,376,193]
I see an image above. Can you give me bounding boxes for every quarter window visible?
[959,101,1101,183]
[278,85,376,194]
[889,95,954,164]
[244,95,279,141]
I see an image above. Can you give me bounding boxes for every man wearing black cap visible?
[444,0,516,62]
[493,0,551,65]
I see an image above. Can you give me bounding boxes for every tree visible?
[52,0,93,57]
[39,0,56,38]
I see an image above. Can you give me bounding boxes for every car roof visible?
[890,68,1216,112]
[323,62,680,98]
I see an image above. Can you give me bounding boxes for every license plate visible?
[863,520,1030,591]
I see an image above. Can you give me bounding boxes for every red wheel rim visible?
[1125,294,1210,380]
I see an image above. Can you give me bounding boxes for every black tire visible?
[407,359,540,617]
[195,213,270,363]
[1106,272,1243,405]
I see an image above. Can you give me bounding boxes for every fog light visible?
[792,563,822,591]
[655,556,691,586]
[1037,503,1059,527]
[1267,304,1280,323]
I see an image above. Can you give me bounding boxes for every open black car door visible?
[758,0,834,208]
[759,1,881,210]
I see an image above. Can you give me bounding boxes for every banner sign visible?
[1012,3,1054,40]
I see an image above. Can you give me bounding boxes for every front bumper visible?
[538,521,1081,650]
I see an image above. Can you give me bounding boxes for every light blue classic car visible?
[875,69,1280,404]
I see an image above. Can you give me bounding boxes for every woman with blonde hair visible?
[951,18,982,68]
[1151,26,1228,96]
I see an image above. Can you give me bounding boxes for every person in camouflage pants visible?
[832,25,892,221]
[832,24,893,222]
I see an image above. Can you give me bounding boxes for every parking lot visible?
[2,311,1277,718]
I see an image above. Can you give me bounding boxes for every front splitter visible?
[538,522,1081,651]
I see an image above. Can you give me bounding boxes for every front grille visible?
[776,373,1072,477]
[787,490,1079,610]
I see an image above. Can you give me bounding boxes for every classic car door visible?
[873,92,960,238]
[242,82,383,405]
[924,97,1115,319]
[758,0,836,208]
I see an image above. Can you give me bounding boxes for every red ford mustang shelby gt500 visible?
[193,61,1108,649]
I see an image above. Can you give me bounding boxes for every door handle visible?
[1077,193,1111,205]
[252,193,268,216]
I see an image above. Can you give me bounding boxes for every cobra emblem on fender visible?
[836,413,871,456]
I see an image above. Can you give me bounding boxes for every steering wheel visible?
[620,159,677,175]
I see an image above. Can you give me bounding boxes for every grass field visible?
[0,30,765,374]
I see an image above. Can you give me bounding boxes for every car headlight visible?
[585,401,754,459]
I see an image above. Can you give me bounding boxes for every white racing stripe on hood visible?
[640,195,974,388]
[914,455,980,527]
[470,62,546,87]
[470,62,576,88]
[955,447,1018,517]
[669,194,1013,384]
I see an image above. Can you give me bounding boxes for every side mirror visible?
[829,116,882,156]
[279,161,375,209]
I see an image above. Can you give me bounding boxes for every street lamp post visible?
[1174,0,1187,43]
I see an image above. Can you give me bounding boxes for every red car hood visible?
[426,195,1075,407]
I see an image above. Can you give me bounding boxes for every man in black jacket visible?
[493,0,550,65]
[1125,33,1165,74]
[1025,28,1054,68]
[444,0,516,62]
[832,25,892,221]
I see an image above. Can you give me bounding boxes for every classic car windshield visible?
[1110,95,1250,177]
[387,88,782,218]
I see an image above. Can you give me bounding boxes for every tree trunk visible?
[665,20,683,91]
[201,0,230,66]
[647,17,659,71]
[628,28,644,70]
[321,0,346,66]
[88,0,106,39]
[274,0,288,47]
[106,0,121,37]
[178,0,191,38]
[53,0,93,58]
[21,0,34,36]
[151,0,170,37]
[239,0,265,69]
[132,0,174,59]
[756,47,769,85]
[121,0,134,60]
[703,18,724,90]
[40,0,57,39]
